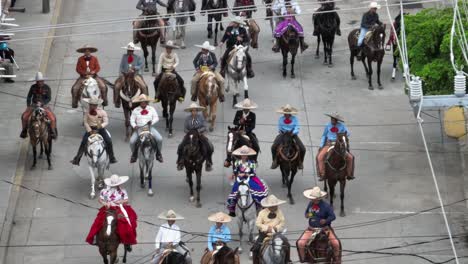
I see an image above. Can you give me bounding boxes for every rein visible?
[236,186,255,223]
[325,143,347,172]
[278,144,299,162]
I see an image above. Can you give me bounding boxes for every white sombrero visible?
[132,94,152,103]
[104,174,129,187]
[184,102,205,112]
[232,145,257,156]
[208,212,232,223]
[231,16,247,26]
[195,41,216,51]
[369,2,381,9]
[76,44,98,53]
[158,209,185,220]
[28,72,47,82]
[261,194,286,207]
[162,40,180,49]
[325,112,344,122]
[276,104,298,115]
[121,42,141,51]
[303,186,328,200]
[235,98,258,110]
[82,96,103,105]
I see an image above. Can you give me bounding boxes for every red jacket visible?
[76,55,101,76]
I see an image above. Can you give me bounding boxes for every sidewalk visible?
[0,0,60,262]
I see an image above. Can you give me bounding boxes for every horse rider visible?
[233,0,256,18]
[227,145,269,217]
[233,98,260,154]
[317,112,354,181]
[0,41,15,83]
[73,44,108,107]
[219,16,254,78]
[129,94,164,163]
[86,174,138,252]
[167,0,196,21]
[312,0,341,37]
[251,194,289,261]
[298,186,340,263]
[114,42,146,108]
[152,209,192,264]
[190,41,225,102]
[20,72,57,139]
[70,97,117,165]
[357,2,383,60]
[272,0,309,53]
[176,102,214,171]
[154,40,186,103]
[270,104,306,170]
[207,212,232,252]
[134,0,167,44]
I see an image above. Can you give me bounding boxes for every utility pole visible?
[42,0,49,13]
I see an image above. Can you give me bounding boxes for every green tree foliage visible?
[404,6,467,95]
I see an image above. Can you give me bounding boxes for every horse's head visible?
[334,132,348,154]
[370,24,386,50]
[214,246,238,264]
[30,107,47,139]
[105,209,117,237]
[144,6,158,16]
[184,130,201,156]
[166,250,187,264]
[285,25,299,44]
[87,134,105,165]
[205,73,218,97]
[311,229,334,259]
[82,77,100,98]
[161,72,179,101]
[268,233,288,263]
[233,45,247,71]
[236,179,252,207]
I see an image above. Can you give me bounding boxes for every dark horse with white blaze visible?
[201,0,227,46]
[279,25,299,78]
[314,4,340,67]
[135,7,161,74]
[155,72,181,137]
[97,209,129,264]
[272,131,299,204]
[224,126,259,168]
[348,24,386,90]
[28,104,53,170]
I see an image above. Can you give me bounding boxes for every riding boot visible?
[155,147,164,163]
[125,245,132,252]
[70,142,86,166]
[177,155,184,171]
[246,55,255,78]
[356,47,363,61]
[20,128,27,138]
[313,16,319,36]
[49,125,57,139]
[107,142,117,164]
[220,60,226,78]
[272,38,280,53]
[299,37,309,53]
[270,151,279,169]
[130,141,140,163]
[205,155,213,172]
[336,28,341,36]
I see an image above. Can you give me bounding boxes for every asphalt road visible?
[2,0,467,263]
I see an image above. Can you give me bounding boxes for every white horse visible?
[235,178,257,254]
[137,127,156,196]
[226,45,249,108]
[86,133,109,199]
[261,231,290,264]
[80,77,101,115]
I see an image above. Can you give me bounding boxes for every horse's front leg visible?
[329,181,335,209]
[142,45,149,72]
[151,44,157,75]
[237,218,244,253]
[195,168,202,208]
[148,165,154,196]
[323,41,328,65]
[99,247,109,264]
[350,53,356,80]
[161,99,169,130]
[180,23,186,48]
[140,164,145,189]
[291,53,296,78]
[242,75,249,99]
[45,141,52,170]
[39,141,44,159]
[340,180,346,217]
[89,166,96,199]
[214,21,219,46]
[210,101,217,132]
[282,50,287,78]
[377,57,383,89]
[109,250,118,264]
[187,168,195,203]
[288,170,297,204]
[168,101,176,137]
[367,56,374,90]
[329,38,335,67]
[207,15,213,38]
[315,34,321,59]
[31,144,37,170]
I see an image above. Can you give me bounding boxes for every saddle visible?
[88,133,104,144]
[157,248,176,264]
[354,30,373,46]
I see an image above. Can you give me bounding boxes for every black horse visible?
[279,25,300,78]
[314,4,340,67]
[201,0,227,46]
[224,126,259,168]
[181,129,206,208]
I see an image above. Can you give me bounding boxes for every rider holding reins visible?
[272,0,308,53]
[134,0,168,44]
[154,40,186,103]
[357,2,383,60]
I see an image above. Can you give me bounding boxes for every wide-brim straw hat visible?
[276,104,298,115]
[232,145,257,156]
[195,41,216,51]
[235,98,258,110]
[261,194,286,207]
[184,102,205,112]
[28,72,47,82]
[104,174,130,187]
[303,186,328,200]
[121,42,141,51]
[231,16,247,26]
[208,212,232,223]
[162,40,180,49]
[132,94,152,103]
[369,2,381,9]
[82,97,103,105]
[158,209,185,220]
[325,112,344,122]
[76,44,98,53]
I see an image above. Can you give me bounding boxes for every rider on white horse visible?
[70,97,117,165]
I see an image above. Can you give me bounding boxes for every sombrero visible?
[325,112,344,122]
[195,41,216,51]
[132,94,152,103]
[121,42,141,51]
[232,145,257,156]
[231,16,247,26]
[162,40,180,49]
[104,174,129,187]
[184,102,205,112]
[261,194,286,207]
[82,97,103,105]
[28,72,47,82]
[234,98,258,110]
[303,186,328,200]
[208,212,232,223]
[276,104,298,115]
[369,2,381,9]
[76,44,98,53]
[158,209,185,220]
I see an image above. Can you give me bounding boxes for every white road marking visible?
[356,141,402,145]
[352,210,467,215]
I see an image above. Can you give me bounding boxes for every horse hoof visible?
[282,73,287,78]
[48,165,53,170]
[168,133,173,138]
[214,42,218,47]
[209,127,214,132]
[238,248,243,254]
[140,183,145,189]
[378,85,384,90]
[291,74,295,79]
[328,63,334,68]
[152,72,157,77]
[282,183,287,188]
[144,68,149,72]
[315,55,319,59]
[115,257,119,263]
[189,196,195,202]
[340,211,346,217]
[289,197,295,204]
[38,154,43,159]
[196,202,202,208]
[368,86,374,90]
[148,189,154,196]
[181,45,186,49]
[351,76,356,80]
[90,193,96,199]
[391,77,395,81]
[30,165,35,170]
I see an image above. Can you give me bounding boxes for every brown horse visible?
[197,71,220,132]
[156,72,180,137]
[182,129,206,208]
[279,25,299,78]
[97,209,128,264]
[246,19,260,49]
[299,228,341,264]
[323,133,349,217]
[348,24,386,90]
[135,7,161,74]
[28,105,53,170]
[114,72,149,141]
[273,131,300,204]
[224,126,258,168]
[201,245,240,264]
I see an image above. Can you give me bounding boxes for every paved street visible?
[1,0,467,263]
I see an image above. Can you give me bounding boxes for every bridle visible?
[325,135,347,172]
[236,180,255,223]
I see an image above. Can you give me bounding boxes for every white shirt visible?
[155,223,181,249]
[130,105,159,128]
[156,51,179,75]
[273,0,301,15]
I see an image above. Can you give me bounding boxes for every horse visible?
[201,245,240,264]
[135,7,160,74]
[323,133,349,217]
[301,228,341,264]
[86,133,109,199]
[182,130,206,208]
[202,0,226,46]
[314,5,339,67]
[235,179,257,254]
[137,125,157,196]
[264,0,277,40]
[388,13,404,80]
[97,209,128,264]
[274,132,299,204]
[224,126,258,167]
[225,45,249,108]
[114,72,148,141]
[156,72,180,137]
[72,76,110,109]
[246,19,260,49]
[279,25,299,78]
[152,248,189,264]
[168,0,192,48]
[348,24,386,90]
[259,232,290,264]
[197,71,220,132]
[28,105,53,170]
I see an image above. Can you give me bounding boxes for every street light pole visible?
[42,0,49,13]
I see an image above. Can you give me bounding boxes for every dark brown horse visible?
[182,130,206,208]
[314,5,339,67]
[279,25,299,78]
[97,209,128,264]
[201,0,227,46]
[323,133,349,217]
[348,24,386,90]
[28,105,53,170]
[224,126,258,167]
[300,228,341,264]
[135,7,160,74]
[114,72,149,141]
[201,245,240,264]
[273,131,299,204]
[156,72,180,137]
